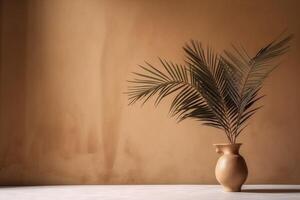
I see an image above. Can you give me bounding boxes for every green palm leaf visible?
[127,33,292,143]
[183,41,242,142]
[127,59,220,128]
[222,34,293,142]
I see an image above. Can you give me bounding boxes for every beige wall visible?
[0,0,300,185]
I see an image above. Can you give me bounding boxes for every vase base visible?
[223,187,241,192]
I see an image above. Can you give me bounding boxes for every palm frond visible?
[127,59,221,127]
[222,34,293,142]
[127,33,292,143]
[183,41,242,141]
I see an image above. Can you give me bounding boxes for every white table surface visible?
[0,185,299,200]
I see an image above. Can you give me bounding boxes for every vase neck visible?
[214,143,242,155]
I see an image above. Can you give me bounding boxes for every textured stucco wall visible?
[0,0,300,185]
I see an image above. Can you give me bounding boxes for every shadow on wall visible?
[0,0,28,185]
[0,0,116,185]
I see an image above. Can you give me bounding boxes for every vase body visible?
[214,143,248,192]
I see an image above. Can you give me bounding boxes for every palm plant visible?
[127,34,293,143]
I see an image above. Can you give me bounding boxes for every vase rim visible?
[213,143,242,146]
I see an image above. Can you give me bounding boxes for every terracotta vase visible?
[214,143,248,192]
